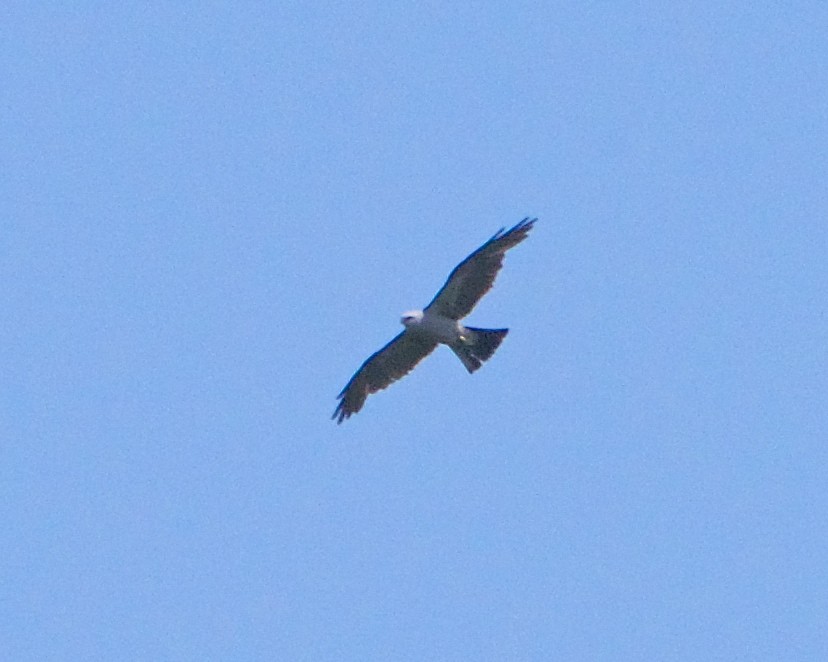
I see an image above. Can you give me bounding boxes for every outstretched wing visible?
[424,217,536,320]
[332,331,438,424]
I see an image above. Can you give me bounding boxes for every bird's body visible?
[333,217,536,423]
[402,309,460,344]
[402,309,508,373]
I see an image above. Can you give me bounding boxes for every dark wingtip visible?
[486,218,536,245]
[513,217,537,232]
[493,217,536,247]
[488,226,507,242]
[332,401,348,424]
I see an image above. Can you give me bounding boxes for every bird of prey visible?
[332,217,536,424]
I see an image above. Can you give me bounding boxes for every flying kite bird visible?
[332,217,536,424]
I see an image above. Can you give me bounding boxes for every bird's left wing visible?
[332,331,437,424]
[424,217,536,320]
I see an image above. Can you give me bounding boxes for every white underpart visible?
[401,309,463,344]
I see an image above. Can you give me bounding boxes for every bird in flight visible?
[332,217,536,424]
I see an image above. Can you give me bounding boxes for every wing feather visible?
[424,217,536,319]
[332,331,437,423]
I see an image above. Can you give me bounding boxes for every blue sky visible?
[2,3,827,660]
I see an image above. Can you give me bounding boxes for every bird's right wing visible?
[424,217,536,320]
[332,331,437,424]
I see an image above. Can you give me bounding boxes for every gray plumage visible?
[333,217,536,424]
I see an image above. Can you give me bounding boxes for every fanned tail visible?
[450,327,508,373]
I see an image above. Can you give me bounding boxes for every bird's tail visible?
[450,327,509,374]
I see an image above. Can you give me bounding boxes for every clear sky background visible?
[2,4,827,661]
